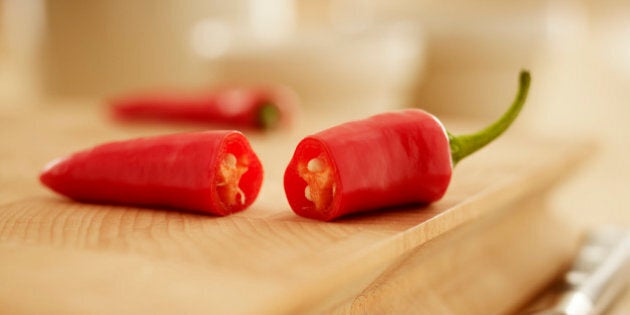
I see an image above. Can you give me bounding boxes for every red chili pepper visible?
[40,131,263,216]
[110,86,296,130]
[284,71,531,221]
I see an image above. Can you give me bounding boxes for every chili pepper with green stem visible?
[284,70,531,221]
[110,86,295,130]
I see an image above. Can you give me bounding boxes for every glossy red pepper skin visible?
[110,87,293,130]
[284,109,452,221]
[40,131,263,216]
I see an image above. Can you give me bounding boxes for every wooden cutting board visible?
[0,106,592,314]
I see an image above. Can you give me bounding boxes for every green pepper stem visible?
[257,103,281,129]
[448,70,531,165]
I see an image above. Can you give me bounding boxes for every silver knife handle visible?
[523,227,630,315]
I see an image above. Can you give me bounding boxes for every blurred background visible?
[0,0,629,226]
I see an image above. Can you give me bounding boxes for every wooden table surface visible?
[0,105,609,314]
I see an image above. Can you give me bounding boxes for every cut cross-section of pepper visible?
[217,153,249,207]
[297,156,335,211]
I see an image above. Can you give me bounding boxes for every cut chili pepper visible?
[40,131,263,215]
[110,86,296,130]
[284,70,531,221]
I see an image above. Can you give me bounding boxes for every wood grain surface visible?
[0,106,592,314]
